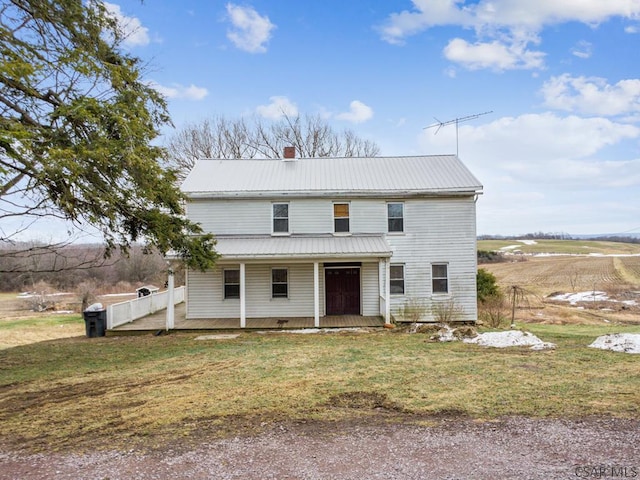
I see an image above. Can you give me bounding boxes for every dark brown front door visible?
[325,267,360,315]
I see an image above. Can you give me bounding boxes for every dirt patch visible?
[1,416,638,479]
[327,391,405,412]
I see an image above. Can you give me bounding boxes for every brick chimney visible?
[283,146,296,159]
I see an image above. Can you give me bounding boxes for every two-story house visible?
[181,151,483,327]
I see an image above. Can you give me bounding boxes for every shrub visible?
[479,293,508,327]
[477,268,499,302]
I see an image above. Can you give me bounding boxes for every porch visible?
[108,302,385,334]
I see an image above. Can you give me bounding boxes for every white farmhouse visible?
[181,151,482,327]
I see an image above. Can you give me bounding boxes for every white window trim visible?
[272,202,290,236]
[271,267,289,299]
[387,202,405,234]
[332,201,351,235]
[390,263,405,296]
[431,263,450,295]
[223,268,240,300]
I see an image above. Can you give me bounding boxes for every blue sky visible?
[107,0,640,236]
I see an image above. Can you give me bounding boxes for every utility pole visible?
[424,111,492,156]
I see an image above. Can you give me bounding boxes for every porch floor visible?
[108,303,385,334]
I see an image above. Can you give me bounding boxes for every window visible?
[273,203,289,234]
[333,203,350,233]
[272,268,288,298]
[432,264,449,294]
[390,265,405,294]
[387,203,404,233]
[223,269,240,299]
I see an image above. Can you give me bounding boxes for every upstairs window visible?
[334,203,350,233]
[273,203,289,234]
[390,265,405,295]
[387,203,404,233]
[432,264,449,294]
[223,269,240,299]
[271,268,288,298]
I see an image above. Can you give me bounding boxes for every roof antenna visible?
[424,111,492,156]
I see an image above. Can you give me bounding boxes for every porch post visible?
[240,262,246,328]
[378,259,385,317]
[313,261,320,328]
[385,258,391,324]
[165,266,175,331]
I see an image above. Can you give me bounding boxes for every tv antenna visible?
[424,111,492,156]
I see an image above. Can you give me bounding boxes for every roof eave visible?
[184,188,484,199]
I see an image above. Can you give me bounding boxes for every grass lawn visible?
[1,322,639,452]
[0,314,84,350]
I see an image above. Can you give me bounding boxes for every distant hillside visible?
[477,239,640,256]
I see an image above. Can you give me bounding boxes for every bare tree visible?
[165,114,380,181]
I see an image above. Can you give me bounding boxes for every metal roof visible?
[182,155,482,198]
[213,235,392,260]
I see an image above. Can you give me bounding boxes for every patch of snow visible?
[519,240,537,245]
[499,245,521,251]
[549,291,609,304]
[589,334,640,354]
[434,325,456,342]
[464,330,555,350]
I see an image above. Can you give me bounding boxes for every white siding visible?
[386,197,477,322]
[186,195,478,323]
[361,262,380,316]
[187,261,383,320]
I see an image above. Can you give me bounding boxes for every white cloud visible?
[256,96,298,119]
[541,74,640,116]
[571,40,593,59]
[226,4,276,53]
[418,112,640,233]
[625,25,639,33]
[149,82,209,101]
[419,112,640,186]
[104,2,150,48]
[336,101,374,124]
[379,0,640,71]
[444,38,545,71]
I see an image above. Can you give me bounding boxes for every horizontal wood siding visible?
[361,262,380,316]
[186,196,478,322]
[187,261,384,319]
[188,263,328,319]
[187,198,389,235]
[187,199,271,235]
[387,197,477,322]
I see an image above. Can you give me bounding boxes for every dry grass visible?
[1,325,640,452]
[0,315,85,350]
[481,255,640,297]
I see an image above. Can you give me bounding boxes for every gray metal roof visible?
[213,235,392,260]
[182,155,482,198]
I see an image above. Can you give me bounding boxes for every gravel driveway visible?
[2,416,638,479]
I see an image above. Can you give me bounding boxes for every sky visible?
[105,0,640,236]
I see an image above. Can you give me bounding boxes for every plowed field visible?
[482,255,640,296]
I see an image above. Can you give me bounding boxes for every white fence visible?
[107,286,185,329]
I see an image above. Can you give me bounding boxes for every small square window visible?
[224,269,240,299]
[273,203,289,233]
[390,265,405,295]
[387,203,404,233]
[272,268,288,298]
[334,203,350,233]
[432,264,448,294]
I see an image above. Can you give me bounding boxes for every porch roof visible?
[213,234,392,260]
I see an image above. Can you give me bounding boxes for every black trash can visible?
[84,309,107,337]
